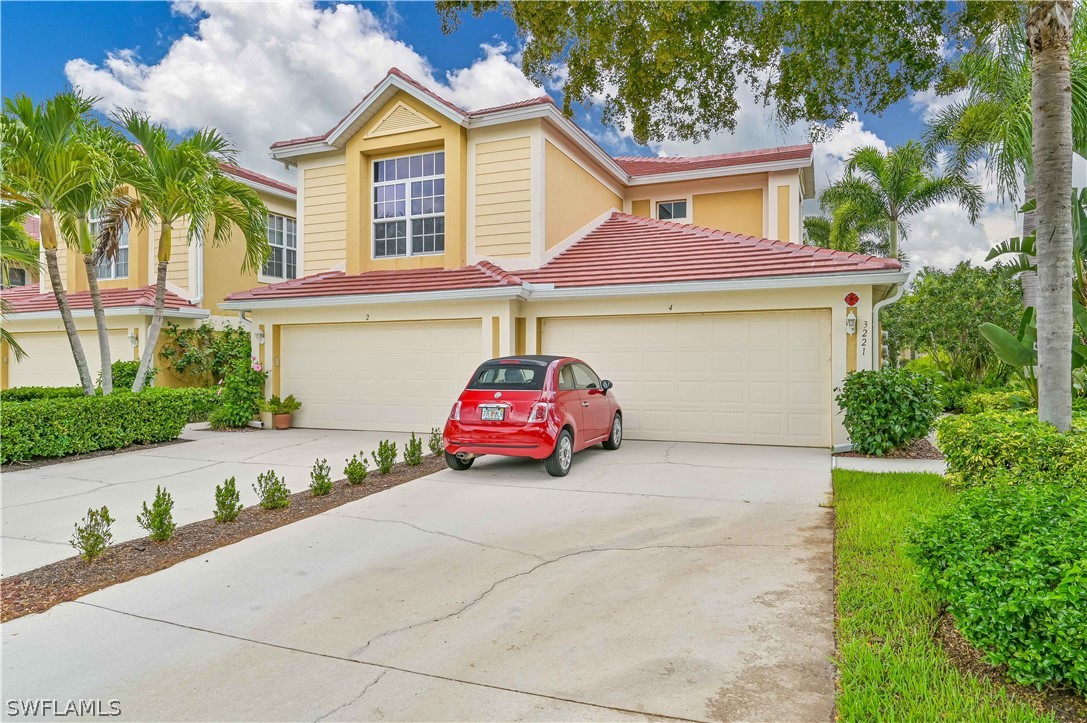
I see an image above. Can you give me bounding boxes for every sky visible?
[1,0,1026,271]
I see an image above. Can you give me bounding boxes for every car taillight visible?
[449,401,462,421]
[527,402,552,423]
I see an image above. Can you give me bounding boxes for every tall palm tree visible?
[106,113,268,392]
[1,92,106,395]
[1,201,41,361]
[819,142,985,260]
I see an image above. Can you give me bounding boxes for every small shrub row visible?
[72,485,178,561]
[835,368,942,455]
[0,386,84,402]
[937,411,1087,488]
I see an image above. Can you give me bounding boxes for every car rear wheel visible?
[602,414,622,450]
[444,451,474,471]
[545,429,574,477]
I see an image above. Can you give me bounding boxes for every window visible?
[373,151,445,258]
[558,364,577,391]
[468,362,546,390]
[5,267,27,287]
[571,363,602,390]
[92,217,129,279]
[656,200,687,222]
[263,214,297,279]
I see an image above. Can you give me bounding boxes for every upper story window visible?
[91,217,129,280]
[263,214,297,279]
[657,200,688,222]
[373,151,445,258]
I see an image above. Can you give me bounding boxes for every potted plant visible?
[262,394,302,430]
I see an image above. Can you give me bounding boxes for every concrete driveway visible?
[2,441,834,722]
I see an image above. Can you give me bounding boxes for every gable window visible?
[656,200,688,222]
[91,216,129,280]
[263,214,297,279]
[373,150,445,258]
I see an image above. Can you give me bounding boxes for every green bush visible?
[208,358,267,429]
[136,485,176,542]
[70,506,114,562]
[909,480,1087,693]
[101,360,155,390]
[309,458,333,496]
[344,454,368,485]
[167,387,221,422]
[1,388,192,463]
[214,477,243,522]
[372,439,397,474]
[428,427,443,456]
[960,389,1030,414]
[0,386,84,402]
[835,369,942,455]
[404,432,423,466]
[263,394,301,415]
[253,470,290,510]
[937,411,1087,488]
[159,321,252,386]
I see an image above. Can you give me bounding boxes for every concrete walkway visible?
[2,441,834,722]
[1,425,420,577]
[832,455,947,474]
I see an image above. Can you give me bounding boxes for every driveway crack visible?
[313,669,387,722]
[324,514,545,561]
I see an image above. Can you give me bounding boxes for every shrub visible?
[159,321,252,386]
[936,377,981,414]
[253,470,290,509]
[428,427,443,456]
[170,387,222,423]
[1,388,191,464]
[102,360,155,390]
[404,432,423,466]
[137,485,177,542]
[70,506,114,562]
[208,358,267,429]
[372,440,397,474]
[960,389,1030,414]
[909,481,1087,693]
[344,454,368,485]
[0,386,84,402]
[214,477,243,522]
[309,458,333,496]
[263,394,302,415]
[835,369,942,456]
[937,411,1087,488]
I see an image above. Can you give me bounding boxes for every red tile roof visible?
[518,213,900,287]
[613,145,813,177]
[468,96,555,116]
[221,164,296,195]
[0,284,202,315]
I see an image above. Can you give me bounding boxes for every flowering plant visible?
[208,359,268,429]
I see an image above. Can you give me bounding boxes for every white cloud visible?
[65,1,541,178]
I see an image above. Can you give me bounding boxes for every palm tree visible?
[1,93,105,395]
[1,202,41,361]
[819,142,984,260]
[105,113,269,392]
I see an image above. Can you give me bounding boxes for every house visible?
[0,165,297,389]
[221,69,906,450]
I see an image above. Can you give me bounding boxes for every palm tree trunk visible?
[888,222,899,260]
[132,222,171,392]
[1029,0,1075,431]
[40,210,95,395]
[1021,181,1039,308]
[82,252,113,394]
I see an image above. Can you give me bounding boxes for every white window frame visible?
[90,215,129,280]
[371,151,445,259]
[656,199,690,223]
[260,213,298,282]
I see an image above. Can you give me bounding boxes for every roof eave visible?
[4,305,210,321]
[625,156,814,186]
[219,285,526,311]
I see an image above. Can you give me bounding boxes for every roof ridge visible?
[474,260,525,286]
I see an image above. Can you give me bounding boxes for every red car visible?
[443,355,623,477]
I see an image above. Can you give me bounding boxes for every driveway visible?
[2,441,834,722]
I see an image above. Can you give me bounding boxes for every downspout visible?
[190,228,204,306]
[871,283,906,370]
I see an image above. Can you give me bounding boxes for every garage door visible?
[280,319,483,431]
[540,310,832,447]
[7,330,132,388]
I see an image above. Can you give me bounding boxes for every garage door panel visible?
[541,310,831,447]
[7,331,131,388]
[280,320,482,432]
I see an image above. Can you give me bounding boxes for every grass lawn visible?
[833,469,1052,722]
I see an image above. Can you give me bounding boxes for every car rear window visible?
[468,363,546,390]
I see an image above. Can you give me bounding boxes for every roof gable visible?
[364,101,441,139]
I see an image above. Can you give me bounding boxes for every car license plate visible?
[480,405,505,421]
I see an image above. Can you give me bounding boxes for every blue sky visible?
[0,1,1014,269]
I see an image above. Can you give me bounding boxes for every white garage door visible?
[7,330,132,388]
[280,319,484,432]
[541,310,832,447]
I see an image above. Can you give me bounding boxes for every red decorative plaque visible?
[844,292,860,307]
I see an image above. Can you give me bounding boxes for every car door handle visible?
[581,401,590,407]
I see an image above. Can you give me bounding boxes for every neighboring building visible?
[221,69,906,450]
[0,165,297,389]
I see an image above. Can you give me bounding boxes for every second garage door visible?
[280,319,483,432]
[540,310,832,447]
[7,330,132,388]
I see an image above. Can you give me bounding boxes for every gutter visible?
[6,306,210,321]
[218,284,526,311]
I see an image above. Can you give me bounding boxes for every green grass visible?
[834,469,1052,722]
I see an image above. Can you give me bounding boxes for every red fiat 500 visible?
[443,355,623,477]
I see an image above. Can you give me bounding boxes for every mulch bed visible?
[834,437,944,460]
[0,455,446,623]
[936,613,1087,722]
[1,439,190,474]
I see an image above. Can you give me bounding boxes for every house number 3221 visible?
[860,320,869,357]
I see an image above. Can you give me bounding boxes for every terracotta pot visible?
[272,413,292,430]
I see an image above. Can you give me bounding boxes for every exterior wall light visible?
[127,332,138,347]
[845,309,857,336]
[253,329,266,345]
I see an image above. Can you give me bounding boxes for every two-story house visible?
[0,165,297,389]
[221,69,905,450]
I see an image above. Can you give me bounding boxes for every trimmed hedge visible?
[0,386,84,402]
[1,389,193,463]
[937,411,1087,488]
[959,389,1027,414]
[165,387,221,422]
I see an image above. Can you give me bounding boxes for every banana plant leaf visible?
[979,321,1035,368]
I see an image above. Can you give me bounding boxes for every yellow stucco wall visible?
[475,135,532,258]
[345,90,468,274]
[162,216,191,287]
[693,188,764,237]
[776,185,792,242]
[630,199,651,219]
[302,163,347,276]
[544,141,622,250]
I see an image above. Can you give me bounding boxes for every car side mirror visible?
[601,379,613,392]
